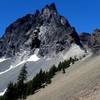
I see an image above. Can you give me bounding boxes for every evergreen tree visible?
[57,62,62,71]
[18,64,27,82]
[0,96,4,100]
[49,65,57,78]
[71,58,75,64]
[26,81,33,95]
[4,82,17,100]
[45,71,51,84]
[63,60,70,68]
[38,69,44,85]
[31,71,42,93]
[62,66,66,74]
[17,64,27,99]
[31,77,38,93]
[69,57,73,63]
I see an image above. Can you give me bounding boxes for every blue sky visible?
[0,0,100,37]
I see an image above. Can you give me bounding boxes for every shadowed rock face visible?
[92,29,100,46]
[0,3,82,58]
[79,30,100,54]
[91,29,100,53]
[80,32,92,48]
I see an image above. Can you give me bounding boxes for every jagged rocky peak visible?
[0,3,82,58]
[42,3,57,14]
[49,3,57,11]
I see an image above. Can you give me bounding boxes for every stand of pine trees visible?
[0,57,79,100]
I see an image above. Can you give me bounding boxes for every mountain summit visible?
[0,3,82,58]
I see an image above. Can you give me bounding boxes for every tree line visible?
[0,57,79,100]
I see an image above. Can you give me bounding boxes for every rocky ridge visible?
[0,3,82,59]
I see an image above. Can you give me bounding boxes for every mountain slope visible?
[0,3,87,94]
[27,55,100,100]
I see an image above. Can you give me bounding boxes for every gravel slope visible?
[27,55,100,100]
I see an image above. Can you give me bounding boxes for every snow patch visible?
[0,58,7,63]
[11,60,26,69]
[0,88,7,96]
[27,49,40,62]
[27,54,40,62]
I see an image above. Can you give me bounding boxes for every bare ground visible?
[26,55,100,100]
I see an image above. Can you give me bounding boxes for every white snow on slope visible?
[27,49,40,62]
[0,60,26,75]
[0,66,12,75]
[0,88,7,96]
[0,49,40,75]
[27,54,40,62]
[0,55,40,75]
[25,49,40,62]
[0,58,7,63]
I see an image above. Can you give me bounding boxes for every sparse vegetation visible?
[0,57,79,100]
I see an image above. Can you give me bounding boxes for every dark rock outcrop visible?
[80,32,92,48]
[91,29,100,53]
[92,29,100,46]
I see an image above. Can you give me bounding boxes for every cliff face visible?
[91,29,100,53]
[79,29,100,54]
[92,29,100,46]
[80,32,92,48]
[0,3,82,58]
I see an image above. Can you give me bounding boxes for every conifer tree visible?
[49,65,57,78]
[17,64,27,99]
[45,71,51,84]
[4,82,17,100]
[0,96,4,100]
[62,66,66,74]
[58,62,62,71]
